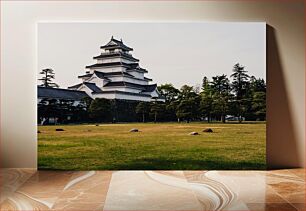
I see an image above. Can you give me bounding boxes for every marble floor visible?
[0,169,304,211]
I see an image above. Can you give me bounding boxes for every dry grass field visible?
[38,122,266,170]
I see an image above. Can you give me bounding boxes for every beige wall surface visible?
[1,1,304,168]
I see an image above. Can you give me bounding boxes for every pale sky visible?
[38,22,266,89]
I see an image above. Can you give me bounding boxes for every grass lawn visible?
[38,122,266,170]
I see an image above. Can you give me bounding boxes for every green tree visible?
[166,100,179,121]
[136,102,150,122]
[248,77,266,120]
[150,102,164,123]
[252,91,266,120]
[157,84,180,121]
[175,99,197,123]
[241,76,266,120]
[157,84,180,103]
[179,85,196,100]
[89,98,112,122]
[38,68,59,88]
[211,74,231,123]
[200,76,213,122]
[230,63,250,123]
[176,85,200,122]
[81,97,93,110]
[249,76,266,93]
[202,76,209,90]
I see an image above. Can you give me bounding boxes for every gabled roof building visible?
[38,86,89,101]
[68,37,164,102]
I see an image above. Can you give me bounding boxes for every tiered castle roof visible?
[100,37,133,51]
[68,36,164,102]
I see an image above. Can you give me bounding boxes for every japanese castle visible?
[67,37,164,102]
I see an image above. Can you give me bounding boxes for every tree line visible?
[134,63,266,123]
[38,63,266,124]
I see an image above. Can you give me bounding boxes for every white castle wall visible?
[103,86,142,94]
[93,92,152,102]
[108,76,149,85]
[89,66,125,73]
[96,57,135,64]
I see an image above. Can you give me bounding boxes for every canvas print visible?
[37,22,266,170]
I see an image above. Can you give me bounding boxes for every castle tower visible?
[68,37,164,102]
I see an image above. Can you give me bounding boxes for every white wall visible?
[109,76,149,85]
[0,1,304,168]
[114,93,151,102]
[103,86,142,94]
[93,93,151,102]
[97,58,135,64]
[97,58,117,64]
[92,66,125,73]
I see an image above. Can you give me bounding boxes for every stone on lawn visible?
[189,131,199,135]
[129,128,139,132]
[203,128,213,133]
[95,124,99,126]
[55,128,65,131]
[37,130,41,133]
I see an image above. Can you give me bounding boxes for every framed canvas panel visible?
[37,22,266,170]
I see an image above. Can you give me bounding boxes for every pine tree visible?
[211,74,231,123]
[200,76,213,122]
[39,68,59,88]
[230,63,250,123]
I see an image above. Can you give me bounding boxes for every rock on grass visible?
[189,131,199,135]
[203,128,213,133]
[129,128,139,132]
[55,128,65,131]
